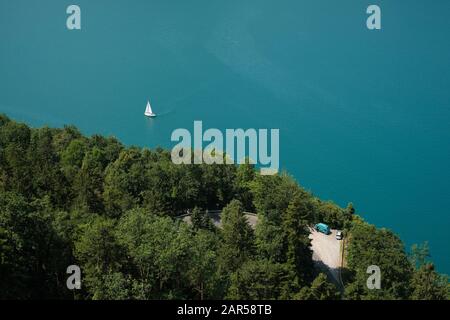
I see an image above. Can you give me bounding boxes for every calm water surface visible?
[1,0,449,273]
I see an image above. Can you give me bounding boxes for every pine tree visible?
[218,200,254,274]
[282,194,314,284]
[410,263,448,300]
[309,273,340,300]
[191,207,214,231]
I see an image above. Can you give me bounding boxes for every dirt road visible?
[309,228,343,287]
[180,211,258,228]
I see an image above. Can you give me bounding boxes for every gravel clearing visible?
[309,228,343,286]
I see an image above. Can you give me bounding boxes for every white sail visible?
[145,101,152,114]
[144,100,156,117]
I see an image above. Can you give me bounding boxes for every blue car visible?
[315,223,331,235]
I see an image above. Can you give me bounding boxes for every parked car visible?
[336,230,343,240]
[314,223,331,235]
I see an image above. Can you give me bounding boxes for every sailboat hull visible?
[145,113,156,117]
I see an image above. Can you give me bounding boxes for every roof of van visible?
[316,223,329,228]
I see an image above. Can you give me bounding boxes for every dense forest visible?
[0,114,448,300]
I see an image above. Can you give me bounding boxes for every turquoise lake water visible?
[1,1,449,273]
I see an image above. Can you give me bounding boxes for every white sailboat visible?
[144,100,156,117]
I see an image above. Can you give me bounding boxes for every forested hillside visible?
[0,114,447,300]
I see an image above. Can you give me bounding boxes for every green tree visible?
[250,174,302,219]
[309,273,340,300]
[0,193,71,299]
[30,127,71,207]
[191,207,214,231]
[115,209,193,299]
[60,138,87,179]
[410,263,448,300]
[73,147,106,213]
[295,273,340,300]
[312,199,348,229]
[199,162,237,210]
[410,242,430,268]
[187,230,221,299]
[282,194,314,283]
[227,260,293,299]
[74,217,125,297]
[218,200,255,274]
[345,220,413,299]
[234,160,256,210]
[52,125,83,155]
[0,121,32,195]
[92,272,132,300]
[103,149,147,217]
[255,215,285,263]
